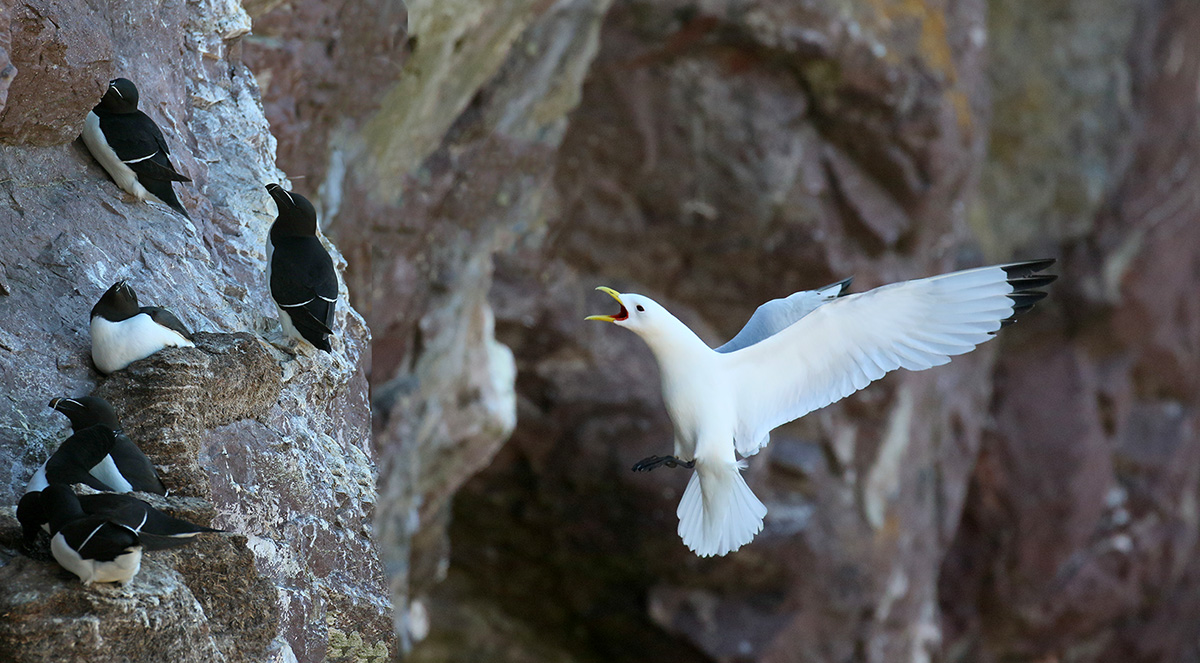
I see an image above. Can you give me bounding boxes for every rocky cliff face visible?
[250,0,1195,661]
[3,0,1199,662]
[0,1,391,661]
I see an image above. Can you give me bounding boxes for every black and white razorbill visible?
[50,396,166,494]
[80,78,192,217]
[265,184,337,352]
[25,425,126,494]
[17,487,221,551]
[90,280,195,374]
[26,485,143,585]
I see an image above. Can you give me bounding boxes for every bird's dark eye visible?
[636,305,645,312]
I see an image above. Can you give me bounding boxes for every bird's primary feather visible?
[725,261,1056,456]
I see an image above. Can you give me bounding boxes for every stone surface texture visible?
[247,0,1200,661]
[2,0,1199,661]
[0,1,391,662]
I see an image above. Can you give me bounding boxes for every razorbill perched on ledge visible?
[90,280,194,374]
[25,425,127,494]
[587,260,1057,557]
[27,485,144,585]
[81,78,192,217]
[266,183,337,352]
[18,488,222,550]
[50,396,166,494]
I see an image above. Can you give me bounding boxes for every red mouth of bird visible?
[586,287,629,323]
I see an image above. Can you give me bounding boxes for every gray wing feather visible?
[716,277,853,353]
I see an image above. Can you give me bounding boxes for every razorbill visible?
[587,260,1056,557]
[50,396,166,494]
[80,77,192,217]
[18,488,222,550]
[90,280,195,374]
[27,485,143,585]
[25,425,126,494]
[265,183,337,352]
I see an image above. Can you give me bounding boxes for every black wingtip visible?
[816,276,854,297]
[167,198,191,219]
[1001,258,1056,279]
[1001,259,1056,327]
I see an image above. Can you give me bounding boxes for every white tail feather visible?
[676,461,767,557]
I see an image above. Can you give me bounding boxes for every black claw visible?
[632,455,695,472]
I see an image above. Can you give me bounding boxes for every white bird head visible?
[585,287,684,344]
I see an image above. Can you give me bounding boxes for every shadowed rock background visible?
[0,0,1198,661]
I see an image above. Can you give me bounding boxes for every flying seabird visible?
[587,260,1057,557]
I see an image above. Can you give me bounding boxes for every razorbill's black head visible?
[16,491,50,545]
[18,488,222,550]
[49,395,121,429]
[81,77,192,218]
[265,184,338,353]
[50,396,166,494]
[36,485,144,585]
[95,77,139,113]
[90,280,195,374]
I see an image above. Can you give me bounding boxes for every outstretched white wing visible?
[724,261,1055,456]
[716,278,852,353]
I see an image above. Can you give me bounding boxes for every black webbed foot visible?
[632,455,695,472]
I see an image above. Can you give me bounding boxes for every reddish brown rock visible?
[0,8,15,116]
[0,1,112,145]
[0,1,392,662]
[942,2,1200,661]
[238,0,1200,662]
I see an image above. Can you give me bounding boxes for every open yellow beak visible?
[585,286,627,322]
